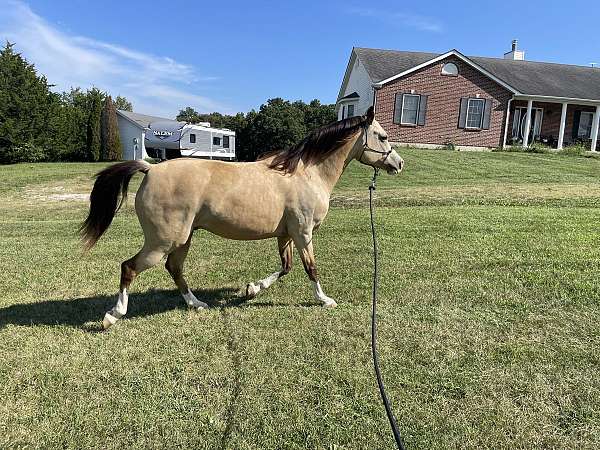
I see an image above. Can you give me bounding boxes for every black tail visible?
[80,160,151,250]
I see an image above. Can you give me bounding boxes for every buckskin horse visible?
[81,107,403,329]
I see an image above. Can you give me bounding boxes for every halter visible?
[358,123,392,165]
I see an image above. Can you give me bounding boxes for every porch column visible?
[522,100,533,148]
[557,102,568,150]
[590,105,600,152]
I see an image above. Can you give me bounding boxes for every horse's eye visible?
[379,135,387,142]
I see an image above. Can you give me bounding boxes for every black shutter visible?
[417,95,428,126]
[572,110,581,140]
[393,93,403,124]
[482,99,493,130]
[458,98,469,128]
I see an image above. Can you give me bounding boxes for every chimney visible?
[504,39,525,61]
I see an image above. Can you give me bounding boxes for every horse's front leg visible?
[293,232,337,308]
[246,236,293,299]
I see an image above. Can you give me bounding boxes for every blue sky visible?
[1,0,599,118]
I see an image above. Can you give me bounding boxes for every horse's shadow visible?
[0,287,247,331]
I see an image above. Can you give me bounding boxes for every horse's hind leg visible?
[293,232,337,308]
[165,232,208,309]
[246,236,293,299]
[102,246,166,329]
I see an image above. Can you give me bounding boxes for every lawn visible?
[1,149,599,449]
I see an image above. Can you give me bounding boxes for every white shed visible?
[116,110,156,160]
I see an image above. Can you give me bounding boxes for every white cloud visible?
[0,0,232,117]
[347,7,443,33]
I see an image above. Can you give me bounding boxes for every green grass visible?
[1,149,600,449]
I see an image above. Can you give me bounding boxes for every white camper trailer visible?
[117,110,236,161]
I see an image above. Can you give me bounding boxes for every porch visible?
[503,97,600,151]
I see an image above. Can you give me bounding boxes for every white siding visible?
[337,54,374,119]
[180,125,235,159]
[117,115,147,160]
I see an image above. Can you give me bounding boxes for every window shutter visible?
[572,110,581,139]
[482,99,493,130]
[393,94,404,124]
[458,98,469,128]
[417,95,428,126]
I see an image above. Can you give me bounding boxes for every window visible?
[213,136,221,146]
[401,94,420,125]
[578,112,594,139]
[466,98,485,129]
[441,62,459,76]
[223,135,230,148]
[189,133,196,143]
[347,104,355,117]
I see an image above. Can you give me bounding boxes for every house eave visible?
[513,94,600,106]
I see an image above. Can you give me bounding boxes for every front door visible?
[512,107,544,142]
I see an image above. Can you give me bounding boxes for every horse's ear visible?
[365,106,375,125]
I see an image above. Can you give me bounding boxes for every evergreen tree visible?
[114,95,132,111]
[100,96,122,161]
[0,41,55,163]
[85,88,103,161]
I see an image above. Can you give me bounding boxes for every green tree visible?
[297,99,336,132]
[176,106,201,123]
[0,41,56,163]
[101,96,122,161]
[85,88,103,161]
[114,95,132,112]
[58,88,93,161]
[239,98,306,161]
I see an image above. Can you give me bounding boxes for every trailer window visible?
[223,136,229,148]
[213,136,221,146]
[190,133,196,143]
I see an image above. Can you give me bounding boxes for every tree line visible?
[0,41,337,164]
[0,42,130,164]
[176,99,336,161]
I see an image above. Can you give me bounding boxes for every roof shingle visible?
[355,47,600,101]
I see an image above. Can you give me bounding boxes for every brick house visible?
[336,42,600,151]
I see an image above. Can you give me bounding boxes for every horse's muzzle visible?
[386,155,403,175]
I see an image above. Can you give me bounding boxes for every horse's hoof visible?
[246,283,259,299]
[322,300,338,308]
[102,313,117,330]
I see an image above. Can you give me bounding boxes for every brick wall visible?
[375,56,513,148]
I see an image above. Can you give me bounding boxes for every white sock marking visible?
[183,290,208,309]
[103,289,128,328]
[311,281,337,307]
[258,271,280,289]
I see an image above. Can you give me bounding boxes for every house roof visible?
[354,47,600,102]
[117,110,179,128]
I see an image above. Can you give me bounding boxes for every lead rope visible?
[369,168,406,450]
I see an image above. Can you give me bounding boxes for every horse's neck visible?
[309,133,360,194]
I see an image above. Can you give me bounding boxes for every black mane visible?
[260,115,366,173]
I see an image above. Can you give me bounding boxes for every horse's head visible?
[355,107,403,175]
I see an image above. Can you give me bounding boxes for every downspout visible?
[502,96,514,149]
[372,84,380,110]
